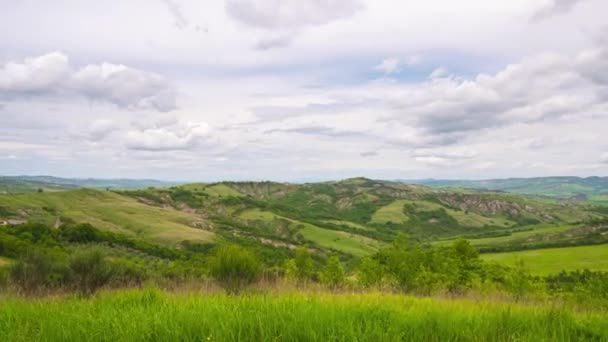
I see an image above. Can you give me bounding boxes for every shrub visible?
[357,257,383,288]
[294,245,314,282]
[69,249,113,296]
[320,256,345,289]
[9,251,67,294]
[209,245,261,294]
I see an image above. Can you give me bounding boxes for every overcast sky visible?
[1,0,607,181]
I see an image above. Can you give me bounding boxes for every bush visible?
[9,251,67,294]
[357,257,383,288]
[69,249,113,296]
[209,245,261,294]
[294,245,314,282]
[320,256,345,289]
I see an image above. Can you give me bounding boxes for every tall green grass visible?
[0,289,606,341]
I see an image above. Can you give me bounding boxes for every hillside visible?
[0,176,180,193]
[2,177,606,263]
[410,177,608,203]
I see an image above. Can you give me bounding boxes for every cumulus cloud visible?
[0,52,176,112]
[226,0,362,30]
[125,119,210,151]
[532,0,587,21]
[388,48,608,144]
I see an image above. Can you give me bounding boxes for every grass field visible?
[239,209,381,256]
[370,200,409,224]
[322,219,372,231]
[481,244,608,275]
[434,223,580,247]
[298,224,382,256]
[0,289,606,341]
[0,190,214,246]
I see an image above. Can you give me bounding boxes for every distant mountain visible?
[0,176,181,193]
[404,177,608,203]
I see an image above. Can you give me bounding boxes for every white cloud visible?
[72,63,177,112]
[0,52,176,112]
[601,153,608,164]
[125,119,211,151]
[0,52,69,93]
[375,58,400,75]
[225,0,363,30]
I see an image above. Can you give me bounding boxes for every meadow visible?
[1,289,607,342]
[482,244,608,275]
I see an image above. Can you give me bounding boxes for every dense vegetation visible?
[1,177,608,340]
[2,290,608,341]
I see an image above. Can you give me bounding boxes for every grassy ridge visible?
[0,289,606,341]
[0,190,214,245]
[482,244,608,275]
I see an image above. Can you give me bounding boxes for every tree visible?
[209,245,261,294]
[320,256,345,289]
[450,239,481,290]
[69,249,113,296]
[294,245,314,281]
[357,257,383,288]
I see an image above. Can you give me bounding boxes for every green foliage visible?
[293,245,314,281]
[357,257,383,287]
[320,256,345,288]
[68,249,113,296]
[209,245,261,294]
[9,251,68,294]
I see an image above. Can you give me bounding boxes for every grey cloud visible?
[226,0,362,30]
[253,35,293,50]
[0,103,4,111]
[360,151,378,157]
[0,52,177,112]
[161,0,188,29]
[390,49,608,143]
[264,125,362,137]
[601,153,608,164]
[532,0,586,21]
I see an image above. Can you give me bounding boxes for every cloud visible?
[225,0,363,30]
[601,153,608,164]
[532,0,587,21]
[388,48,608,144]
[360,151,378,157]
[0,52,176,112]
[72,63,177,112]
[0,52,69,94]
[86,119,120,142]
[253,34,294,50]
[428,67,449,79]
[375,58,400,75]
[125,119,210,151]
[161,0,188,29]
[265,124,361,137]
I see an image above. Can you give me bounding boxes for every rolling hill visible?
[1,177,606,267]
[409,176,608,203]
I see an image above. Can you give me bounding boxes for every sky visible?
[1,0,608,182]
